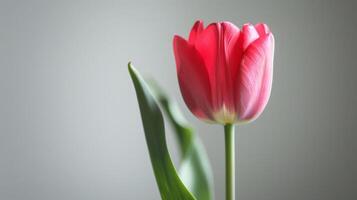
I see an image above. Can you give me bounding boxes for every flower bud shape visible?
[173,20,274,124]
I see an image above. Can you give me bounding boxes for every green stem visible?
[225,123,235,200]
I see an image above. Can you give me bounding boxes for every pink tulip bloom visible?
[173,20,275,124]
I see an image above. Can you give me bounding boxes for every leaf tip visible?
[128,61,133,71]
[128,61,137,80]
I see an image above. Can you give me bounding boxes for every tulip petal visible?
[220,22,242,111]
[193,23,220,110]
[241,23,260,50]
[222,21,241,67]
[236,33,274,121]
[217,22,242,113]
[189,20,204,44]
[255,23,270,36]
[173,35,213,120]
[221,22,240,62]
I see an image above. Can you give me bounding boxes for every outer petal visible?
[236,33,274,121]
[255,23,270,36]
[189,20,204,44]
[221,22,242,113]
[173,35,213,120]
[221,22,240,63]
[229,23,259,92]
[193,23,220,110]
[241,23,260,50]
[222,21,241,70]
[218,22,241,113]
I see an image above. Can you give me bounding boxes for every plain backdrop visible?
[1,0,356,199]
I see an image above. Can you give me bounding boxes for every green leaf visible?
[128,63,195,200]
[128,63,213,200]
[149,81,214,200]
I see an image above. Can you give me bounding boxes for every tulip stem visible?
[225,123,235,200]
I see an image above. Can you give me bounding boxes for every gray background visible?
[1,0,356,199]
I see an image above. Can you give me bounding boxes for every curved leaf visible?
[149,81,214,200]
[128,63,195,200]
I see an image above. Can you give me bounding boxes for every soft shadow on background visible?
[1,0,356,199]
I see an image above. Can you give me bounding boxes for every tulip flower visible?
[173,20,275,200]
[173,20,274,125]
